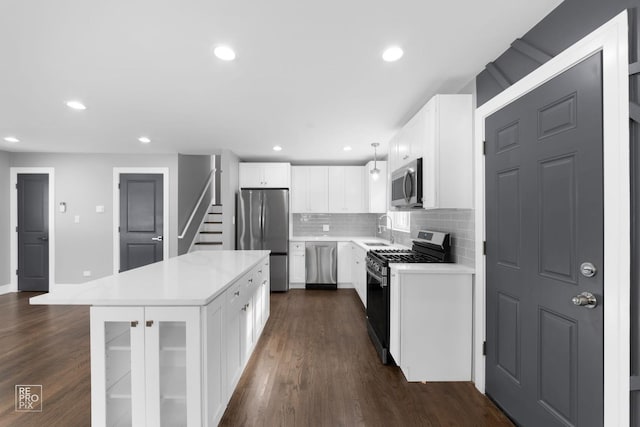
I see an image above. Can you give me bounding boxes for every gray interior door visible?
[119,174,164,272]
[17,174,49,291]
[485,52,604,426]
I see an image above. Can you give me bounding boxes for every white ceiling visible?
[0,0,562,163]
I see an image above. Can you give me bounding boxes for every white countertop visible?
[30,250,270,307]
[390,263,475,274]
[290,236,409,251]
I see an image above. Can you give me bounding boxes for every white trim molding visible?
[10,167,56,293]
[0,284,12,295]
[112,168,170,275]
[473,11,629,427]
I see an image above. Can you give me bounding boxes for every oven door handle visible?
[402,170,410,203]
[366,266,387,287]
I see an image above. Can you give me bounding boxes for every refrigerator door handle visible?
[260,195,265,246]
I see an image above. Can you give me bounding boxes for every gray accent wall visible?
[292,213,379,237]
[177,154,213,255]
[0,151,10,286]
[220,149,239,250]
[10,152,179,284]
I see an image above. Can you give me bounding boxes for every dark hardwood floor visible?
[221,290,513,427]
[0,289,512,427]
[0,292,91,427]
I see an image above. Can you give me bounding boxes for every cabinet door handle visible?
[146,320,154,327]
[248,278,253,283]
[258,270,262,274]
[131,321,139,327]
[234,291,240,296]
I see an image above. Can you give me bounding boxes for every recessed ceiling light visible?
[138,136,151,144]
[213,46,236,61]
[273,145,282,151]
[66,100,87,110]
[4,136,19,143]
[382,46,404,62]
[343,146,352,151]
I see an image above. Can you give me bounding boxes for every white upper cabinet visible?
[291,166,329,213]
[328,166,365,213]
[388,94,472,210]
[239,163,291,188]
[364,160,387,213]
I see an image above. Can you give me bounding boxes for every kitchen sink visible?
[363,242,389,247]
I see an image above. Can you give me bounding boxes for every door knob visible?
[580,262,597,277]
[151,235,163,242]
[572,292,597,308]
[38,236,48,241]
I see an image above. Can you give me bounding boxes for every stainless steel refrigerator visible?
[236,189,289,292]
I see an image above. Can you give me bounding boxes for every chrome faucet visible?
[378,214,394,244]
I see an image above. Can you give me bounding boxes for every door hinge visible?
[15,183,18,189]
[483,241,487,255]
[15,226,18,232]
[118,226,121,232]
[483,341,487,356]
[483,140,487,155]
[16,269,18,276]
[118,182,120,189]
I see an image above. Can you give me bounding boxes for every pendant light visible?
[370,142,380,181]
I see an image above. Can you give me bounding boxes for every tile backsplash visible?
[393,209,475,267]
[292,213,380,237]
[292,210,475,267]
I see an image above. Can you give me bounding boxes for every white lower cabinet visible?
[352,244,367,307]
[91,306,201,427]
[337,242,352,286]
[289,242,306,285]
[91,259,270,427]
[389,268,472,382]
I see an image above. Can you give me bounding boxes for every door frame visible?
[473,11,629,426]
[112,167,169,275]
[9,167,56,292]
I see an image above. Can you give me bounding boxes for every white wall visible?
[220,149,239,250]
[10,152,179,284]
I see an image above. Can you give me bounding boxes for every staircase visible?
[193,204,224,251]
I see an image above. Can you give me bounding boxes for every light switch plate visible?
[96,205,105,213]
[83,270,91,277]
[323,224,330,232]
[74,215,80,224]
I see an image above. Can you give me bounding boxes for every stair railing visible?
[178,169,216,240]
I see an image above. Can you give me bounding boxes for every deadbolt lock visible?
[580,262,597,278]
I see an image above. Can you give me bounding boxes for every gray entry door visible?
[17,174,49,291]
[485,53,603,426]
[119,174,164,272]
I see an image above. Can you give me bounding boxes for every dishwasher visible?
[305,241,337,290]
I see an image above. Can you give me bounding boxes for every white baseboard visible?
[337,282,354,289]
[289,283,305,289]
[0,284,12,295]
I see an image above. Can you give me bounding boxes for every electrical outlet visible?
[83,270,91,277]
[323,224,330,232]
[95,205,105,213]
[74,215,80,224]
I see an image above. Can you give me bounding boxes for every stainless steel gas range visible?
[365,230,451,364]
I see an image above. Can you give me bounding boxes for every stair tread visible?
[200,231,222,234]
[195,242,223,245]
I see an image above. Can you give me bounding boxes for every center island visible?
[31,250,271,427]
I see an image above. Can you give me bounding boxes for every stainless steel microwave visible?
[390,158,422,208]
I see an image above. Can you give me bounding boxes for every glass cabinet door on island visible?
[91,306,201,427]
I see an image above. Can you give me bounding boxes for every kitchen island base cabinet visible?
[389,269,473,382]
[90,306,202,427]
[81,253,271,427]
